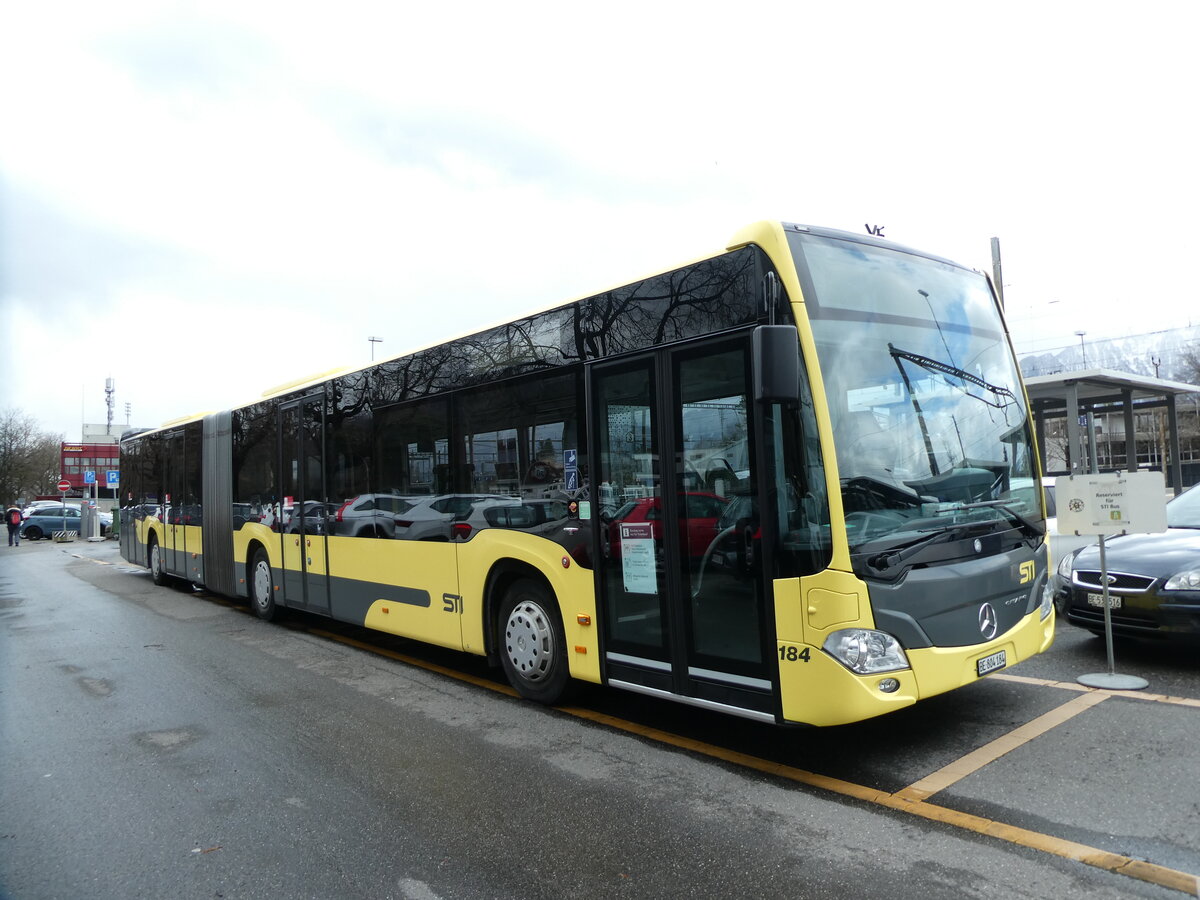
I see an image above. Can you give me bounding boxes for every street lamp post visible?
[368,336,383,361]
[1075,330,1088,368]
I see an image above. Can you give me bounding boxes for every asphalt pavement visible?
[2,536,1196,899]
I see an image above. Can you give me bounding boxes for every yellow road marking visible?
[895,691,1109,802]
[996,672,1200,710]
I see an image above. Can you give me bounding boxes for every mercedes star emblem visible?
[979,603,999,639]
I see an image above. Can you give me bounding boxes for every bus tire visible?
[497,578,571,705]
[149,537,169,586]
[249,547,279,621]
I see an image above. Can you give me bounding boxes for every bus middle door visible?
[280,396,332,616]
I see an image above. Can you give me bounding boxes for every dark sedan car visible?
[1055,483,1200,640]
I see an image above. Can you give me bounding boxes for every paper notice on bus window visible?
[620,522,657,594]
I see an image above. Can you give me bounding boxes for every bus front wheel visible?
[249,548,279,621]
[497,578,571,705]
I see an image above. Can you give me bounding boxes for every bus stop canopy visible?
[1023,368,1200,493]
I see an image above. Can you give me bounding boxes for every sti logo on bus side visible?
[1018,561,1035,585]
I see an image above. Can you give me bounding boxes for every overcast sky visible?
[2,1,1196,441]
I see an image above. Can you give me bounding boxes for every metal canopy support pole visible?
[1064,382,1083,474]
[1122,389,1136,473]
[1167,393,1183,496]
[1034,407,1049,475]
[1086,411,1099,473]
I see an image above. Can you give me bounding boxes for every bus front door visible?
[593,338,772,718]
[280,397,332,616]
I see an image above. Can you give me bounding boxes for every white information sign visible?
[1055,471,1168,537]
[619,522,658,594]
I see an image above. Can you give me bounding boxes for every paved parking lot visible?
[16,536,1200,895]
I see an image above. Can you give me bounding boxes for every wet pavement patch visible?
[78,676,113,698]
[134,727,202,753]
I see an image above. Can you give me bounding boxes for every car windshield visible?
[790,231,1040,551]
[1166,485,1200,528]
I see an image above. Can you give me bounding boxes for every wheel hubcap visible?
[150,545,160,576]
[504,600,553,682]
[253,561,271,608]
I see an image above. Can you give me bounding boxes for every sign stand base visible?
[1077,672,1149,691]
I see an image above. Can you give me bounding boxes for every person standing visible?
[6,504,22,547]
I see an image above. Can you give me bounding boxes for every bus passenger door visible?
[280,396,332,616]
[594,338,771,717]
[595,359,670,686]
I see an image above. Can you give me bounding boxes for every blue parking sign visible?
[106,470,120,487]
[84,470,96,484]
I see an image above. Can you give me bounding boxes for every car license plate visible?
[976,649,1006,677]
[1087,592,1122,609]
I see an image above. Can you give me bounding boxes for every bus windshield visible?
[789,231,1040,552]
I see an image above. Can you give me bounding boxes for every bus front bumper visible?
[777,608,1055,727]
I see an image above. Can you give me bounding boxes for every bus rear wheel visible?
[249,548,279,621]
[498,578,571,705]
[149,537,169,586]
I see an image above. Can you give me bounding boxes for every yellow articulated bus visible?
[120,221,1054,726]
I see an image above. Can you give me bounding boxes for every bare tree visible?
[1181,342,1200,385]
[0,408,63,505]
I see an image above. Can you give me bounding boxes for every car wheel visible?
[24,525,42,541]
[249,547,279,621]
[149,537,169,586]
[497,578,572,704]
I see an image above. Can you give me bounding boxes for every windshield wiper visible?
[864,522,982,572]
[888,344,1018,410]
[949,499,1044,544]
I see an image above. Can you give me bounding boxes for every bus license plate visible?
[1087,592,1122,609]
[976,650,1006,677]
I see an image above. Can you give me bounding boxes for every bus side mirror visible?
[753,325,801,405]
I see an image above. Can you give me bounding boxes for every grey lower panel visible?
[327,575,431,623]
[165,545,203,584]
[227,562,433,624]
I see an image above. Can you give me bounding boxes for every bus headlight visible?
[1039,583,1054,620]
[823,629,909,675]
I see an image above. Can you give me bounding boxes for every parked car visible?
[23,500,76,520]
[1055,482,1200,641]
[392,494,499,541]
[605,492,729,559]
[19,505,111,540]
[332,494,420,538]
[450,497,571,541]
